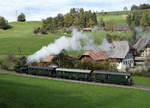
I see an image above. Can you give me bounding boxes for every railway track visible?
[0,69,150,91]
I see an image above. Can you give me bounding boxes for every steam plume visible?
[27,29,93,63]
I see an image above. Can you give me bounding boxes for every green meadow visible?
[97,14,127,25]
[0,21,132,56]
[0,73,150,108]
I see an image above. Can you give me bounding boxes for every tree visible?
[78,8,86,28]
[42,17,53,30]
[123,6,128,11]
[140,13,149,31]
[52,50,74,68]
[139,3,150,10]
[100,17,105,27]
[131,5,138,10]
[64,13,73,27]
[42,8,98,33]
[106,20,114,32]
[0,16,10,30]
[131,3,150,10]
[17,13,26,22]
[126,11,150,30]
[106,33,112,43]
[57,14,64,29]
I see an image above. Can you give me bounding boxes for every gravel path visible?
[0,68,150,91]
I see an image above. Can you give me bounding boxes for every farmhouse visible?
[39,56,54,67]
[83,40,134,71]
[133,37,150,66]
[80,51,108,62]
[69,26,80,32]
[106,41,134,71]
[114,25,130,32]
[82,28,92,32]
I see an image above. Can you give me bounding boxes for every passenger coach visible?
[56,68,91,80]
[93,70,132,85]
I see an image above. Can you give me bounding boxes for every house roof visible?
[93,70,131,76]
[114,25,130,32]
[106,41,129,59]
[82,28,92,31]
[84,40,130,59]
[80,51,108,61]
[133,37,150,53]
[41,56,54,63]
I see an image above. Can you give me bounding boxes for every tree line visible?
[127,10,150,31]
[42,8,97,33]
[131,3,150,10]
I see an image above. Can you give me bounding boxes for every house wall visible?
[135,45,150,66]
[80,56,93,63]
[141,47,150,57]
[122,52,134,67]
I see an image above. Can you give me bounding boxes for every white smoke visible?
[100,37,112,51]
[27,29,94,63]
[134,27,143,41]
[84,37,112,52]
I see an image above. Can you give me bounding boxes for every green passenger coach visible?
[56,68,92,80]
[93,71,132,85]
[28,66,56,76]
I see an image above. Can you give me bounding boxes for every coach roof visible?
[56,68,91,73]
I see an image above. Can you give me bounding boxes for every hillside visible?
[0,21,132,56]
[97,14,127,25]
[97,9,150,25]
[0,21,62,55]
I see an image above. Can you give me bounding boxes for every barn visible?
[80,51,108,62]
[106,41,134,71]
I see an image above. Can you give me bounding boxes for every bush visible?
[33,27,47,34]
[17,13,26,22]
[0,16,11,30]
[132,69,150,77]
[0,55,27,71]
[0,55,16,71]
[133,72,150,77]
[80,60,111,71]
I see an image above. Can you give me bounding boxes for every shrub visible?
[0,55,27,71]
[17,13,26,22]
[132,71,150,77]
[80,60,111,71]
[0,55,16,71]
[33,27,47,34]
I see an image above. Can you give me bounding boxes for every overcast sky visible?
[0,0,150,22]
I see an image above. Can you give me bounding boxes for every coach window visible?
[106,74,110,79]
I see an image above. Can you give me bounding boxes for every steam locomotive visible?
[14,65,133,85]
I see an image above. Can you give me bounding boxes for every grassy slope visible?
[97,9,150,25]
[0,22,62,55]
[97,15,127,25]
[0,21,132,56]
[0,73,150,108]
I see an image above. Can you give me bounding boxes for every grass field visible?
[97,15,127,25]
[0,21,132,56]
[133,76,150,87]
[0,73,150,108]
